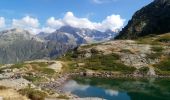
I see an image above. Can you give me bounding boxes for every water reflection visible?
[62,77,170,100]
[62,79,130,100]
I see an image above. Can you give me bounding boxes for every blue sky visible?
[0,0,153,34]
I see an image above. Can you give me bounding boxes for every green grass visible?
[82,54,136,73]
[10,62,56,82]
[57,95,69,99]
[29,62,56,76]
[151,46,164,52]
[80,43,102,49]
[136,33,170,46]
[120,49,134,54]
[0,64,3,67]
[19,88,47,100]
[155,59,170,71]
[146,52,162,59]
[23,76,47,83]
[138,67,149,75]
[61,51,136,74]
[40,67,55,75]
[11,63,26,69]
[137,37,160,45]
[156,35,170,43]
[29,62,49,67]
[154,58,170,75]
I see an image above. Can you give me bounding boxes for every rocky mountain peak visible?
[0,28,39,43]
[115,0,170,39]
[154,0,170,5]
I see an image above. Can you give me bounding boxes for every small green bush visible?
[11,63,25,69]
[30,62,49,67]
[147,52,162,59]
[155,59,170,71]
[57,95,69,99]
[151,46,163,52]
[40,68,55,75]
[154,58,170,75]
[138,67,149,75]
[91,48,99,54]
[120,49,133,54]
[156,35,170,43]
[23,76,47,83]
[83,54,135,73]
[19,88,47,100]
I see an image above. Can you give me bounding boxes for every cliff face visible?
[116,0,170,39]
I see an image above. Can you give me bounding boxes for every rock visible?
[12,68,20,73]
[116,0,170,39]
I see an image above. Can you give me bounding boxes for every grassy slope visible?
[137,33,170,75]
[60,33,170,76]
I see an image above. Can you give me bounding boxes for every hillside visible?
[61,33,170,76]
[0,33,169,100]
[116,0,170,39]
[39,26,117,44]
[0,28,75,64]
[0,26,116,64]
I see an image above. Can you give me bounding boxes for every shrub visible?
[91,48,99,54]
[147,52,162,59]
[0,86,7,90]
[11,63,25,69]
[40,68,55,75]
[154,58,170,75]
[23,76,47,83]
[57,95,69,99]
[19,88,47,100]
[138,67,149,75]
[155,59,170,71]
[120,49,133,54]
[151,46,163,52]
[84,54,136,73]
[156,35,170,43]
[30,62,49,67]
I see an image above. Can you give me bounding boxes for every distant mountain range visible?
[38,26,117,44]
[0,26,116,64]
[116,0,170,39]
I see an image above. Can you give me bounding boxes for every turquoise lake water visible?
[62,77,170,100]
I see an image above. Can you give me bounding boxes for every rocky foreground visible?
[0,33,169,99]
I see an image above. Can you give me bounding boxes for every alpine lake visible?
[61,77,170,100]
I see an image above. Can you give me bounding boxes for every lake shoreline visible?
[38,71,170,99]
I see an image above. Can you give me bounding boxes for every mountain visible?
[0,28,75,64]
[0,26,116,64]
[38,26,117,44]
[115,0,170,39]
[44,26,86,45]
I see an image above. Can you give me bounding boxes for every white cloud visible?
[0,17,5,28]
[46,11,125,32]
[97,14,125,31]
[12,16,39,28]
[63,12,96,29]
[0,11,125,34]
[47,17,64,29]
[92,0,103,4]
[105,89,119,96]
[12,16,40,34]
[63,80,90,92]
[41,27,56,33]
[92,0,118,4]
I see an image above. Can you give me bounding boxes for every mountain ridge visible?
[0,26,116,64]
[115,0,170,39]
